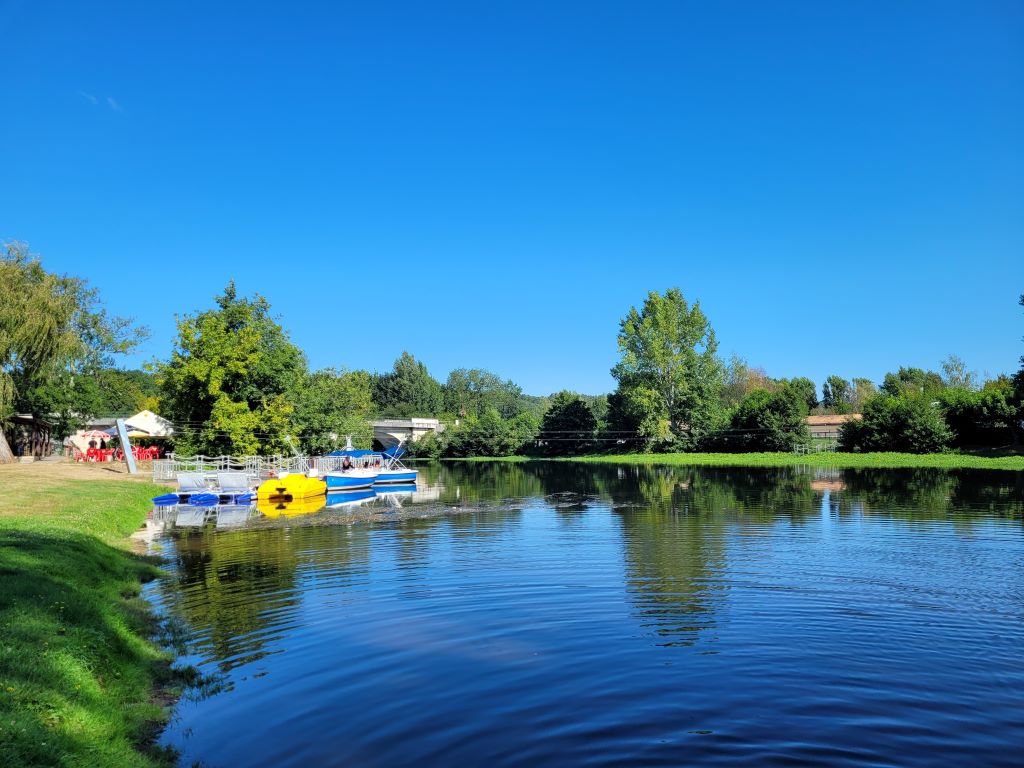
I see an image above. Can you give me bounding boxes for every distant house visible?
[805,413,862,440]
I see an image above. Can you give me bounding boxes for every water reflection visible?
[151,461,1024,767]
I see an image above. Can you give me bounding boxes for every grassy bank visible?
[0,465,176,767]
[444,452,1024,470]
[568,451,1024,471]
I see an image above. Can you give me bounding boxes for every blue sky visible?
[1,1,1021,395]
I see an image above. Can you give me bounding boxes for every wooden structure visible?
[8,413,53,459]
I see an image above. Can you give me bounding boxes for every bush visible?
[442,409,539,457]
[538,392,597,456]
[839,394,951,453]
[938,383,1016,447]
[705,385,809,452]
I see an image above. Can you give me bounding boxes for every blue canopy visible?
[382,445,406,460]
[326,449,376,458]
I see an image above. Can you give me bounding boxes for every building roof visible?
[806,413,862,426]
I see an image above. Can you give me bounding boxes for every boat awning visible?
[326,449,376,458]
[382,445,406,460]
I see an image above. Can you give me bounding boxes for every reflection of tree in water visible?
[417,461,545,504]
[583,463,817,520]
[590,465,817,646]
[832,469,1024,523]
[164,525,372,672]
[950,470,1024,519]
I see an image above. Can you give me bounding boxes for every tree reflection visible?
[830,468,1024,523]
[588,465,816,646]
[163,524,373,672]
[416,461,545,504]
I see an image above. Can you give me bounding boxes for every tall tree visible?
[158,283,306,455]
[0,242,143,461]
[940,354,978,390]
[612,288,723,447]
[881,366,945,398]
[822,375,851,412]
[848,377,877,412]
[721,356,775,409]
[372,352,443,417]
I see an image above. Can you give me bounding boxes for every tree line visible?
[2,242,1022,459]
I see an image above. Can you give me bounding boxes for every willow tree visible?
[611,288,724,449]
[0,242,142,462]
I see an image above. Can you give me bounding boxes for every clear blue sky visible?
[2,1,1021,395]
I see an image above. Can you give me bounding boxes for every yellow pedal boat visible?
[256,472,327,501]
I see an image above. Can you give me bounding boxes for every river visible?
[144,462,1024,767]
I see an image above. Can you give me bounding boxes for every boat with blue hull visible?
[322,445,381,490]
[375,444,418,485]
[324,471,378,490]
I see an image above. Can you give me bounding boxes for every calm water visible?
[145,463,1024,767]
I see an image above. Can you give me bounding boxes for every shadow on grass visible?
[0,528,180,768]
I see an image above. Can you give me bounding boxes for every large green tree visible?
[539,391,598,456]
[371,352,444,417]
[612,288,723,448]
[443,368,525,419]
[0,242,143,460]
[158,283,306,455]
[293,368,374,454]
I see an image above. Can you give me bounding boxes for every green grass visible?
[0,476,179,767]
[446,451,1024,470]
[566,451,1024,471]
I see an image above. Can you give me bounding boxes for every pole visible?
[115,418,138,475]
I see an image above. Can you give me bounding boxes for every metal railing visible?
[308,454,385,473]
[793,441,838,455]
[153,454,309,484]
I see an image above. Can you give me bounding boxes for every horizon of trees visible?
[3,242,1022,460]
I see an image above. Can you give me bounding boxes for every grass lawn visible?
[444,451,1024,470]
[0,462,178,767]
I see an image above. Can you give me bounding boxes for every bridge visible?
[372,418,444,450]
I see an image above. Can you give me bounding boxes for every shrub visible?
[839,394,951,453]
[705,385,809,452]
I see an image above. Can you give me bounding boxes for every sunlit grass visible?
[568,451,1024,471]
[0,473,179,767]
[449,451,1024,470]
